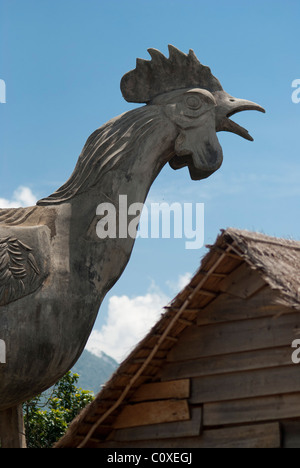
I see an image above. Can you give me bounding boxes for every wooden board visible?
[197,422,281,449]
[204,392,300,426]
[96,422,281,449]
[197,288,288,326]
[111,406,202,442]
[130,379,190,402]
[168,312,300,362]
[219,263,266,299]
[113,399,190,429]
[281,421,300,448]
[161,346,292,381]
[190,365,300,404]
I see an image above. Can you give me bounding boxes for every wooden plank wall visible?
[97,266,300,448]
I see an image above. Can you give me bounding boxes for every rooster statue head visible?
[121,45,265,180]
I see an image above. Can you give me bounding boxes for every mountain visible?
[71,349,118,395]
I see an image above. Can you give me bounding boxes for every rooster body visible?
[0,46,264,410]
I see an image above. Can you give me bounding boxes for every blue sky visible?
[1,0,300,360]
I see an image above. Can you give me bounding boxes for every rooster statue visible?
[0,45,264,445]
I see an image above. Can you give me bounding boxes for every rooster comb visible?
[121,45,223,104]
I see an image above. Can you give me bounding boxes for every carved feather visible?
[121,45,223,103]
[0,237,41,306]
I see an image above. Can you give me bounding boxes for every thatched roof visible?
[224,229,300,304]
[55,228,300,448]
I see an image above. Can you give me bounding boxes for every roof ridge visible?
[225,228,300,250]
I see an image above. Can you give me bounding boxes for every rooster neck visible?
[67,109,176,303]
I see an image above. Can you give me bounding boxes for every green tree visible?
[23,371,94,448]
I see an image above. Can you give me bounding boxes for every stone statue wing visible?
[0,236,46,306]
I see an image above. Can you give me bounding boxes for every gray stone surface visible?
[0,46,265,411]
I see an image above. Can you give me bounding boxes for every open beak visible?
[169,89,265,181]
[215,91,265,141]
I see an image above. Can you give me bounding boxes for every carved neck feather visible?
[37,106,173,206]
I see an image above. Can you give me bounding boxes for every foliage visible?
[23,371,94,448]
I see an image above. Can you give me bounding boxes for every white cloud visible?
[0,186,37,208]
[166,272,192,294]
[85,273,192,363]
[86,284,169,363]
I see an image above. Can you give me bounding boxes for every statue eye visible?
[185,95,202,110]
